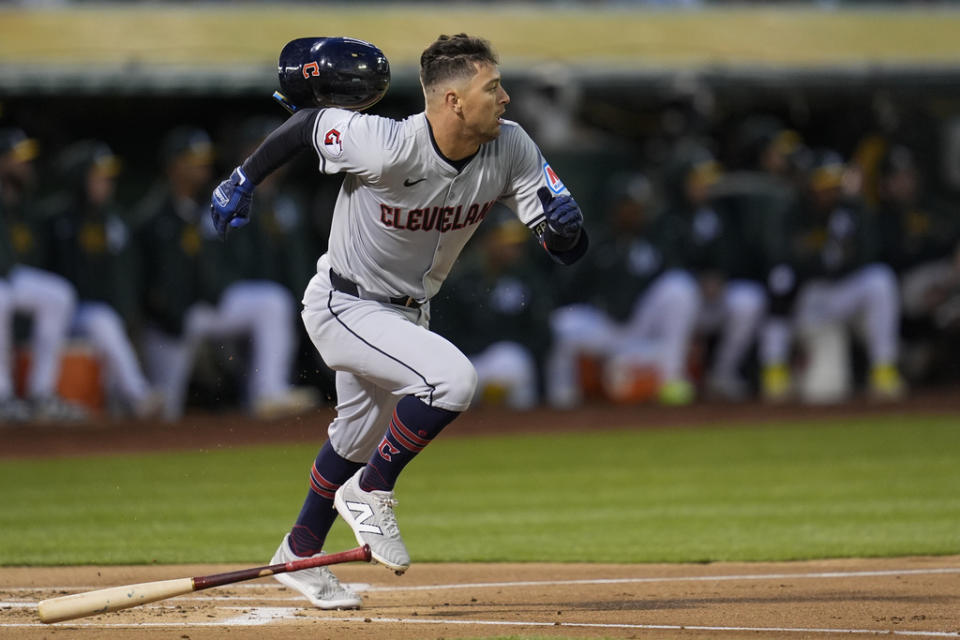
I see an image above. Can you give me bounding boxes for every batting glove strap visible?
[210,166,255,239]
[542,227,589,266]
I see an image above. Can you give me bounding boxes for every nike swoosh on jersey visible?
[403,177,427,187]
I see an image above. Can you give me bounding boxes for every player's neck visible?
[425,112,480,162]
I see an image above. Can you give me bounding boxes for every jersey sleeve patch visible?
[322,127,343,158]
[543,162,565,194]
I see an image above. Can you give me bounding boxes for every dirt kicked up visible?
[2,555,959,640]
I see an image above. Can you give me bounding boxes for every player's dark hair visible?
[420,34,498,89]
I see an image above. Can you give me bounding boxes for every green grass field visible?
[1,414,958,566]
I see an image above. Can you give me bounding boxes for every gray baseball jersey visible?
[310,108,570,302]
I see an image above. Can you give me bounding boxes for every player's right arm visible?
[210,108,320,238]
[210,108,393,237]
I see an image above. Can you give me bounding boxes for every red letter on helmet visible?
[302,61,320,78]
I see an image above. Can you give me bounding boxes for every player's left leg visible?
[707,280,766,401]
[215,280,318,417]
[73,302,161,418]
[627,270,702,405]
[9,266,85,421]
[544,304,623,408]
[470,341,538,409]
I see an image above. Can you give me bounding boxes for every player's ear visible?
[444,89,462,115]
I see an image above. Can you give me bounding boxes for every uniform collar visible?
[423,114,478,174]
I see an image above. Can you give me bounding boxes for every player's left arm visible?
[500,124,588,265]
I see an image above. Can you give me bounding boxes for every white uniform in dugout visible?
[301,108,569,459]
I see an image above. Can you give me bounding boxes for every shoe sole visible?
[272,570,362,610]
[334,491,410,574]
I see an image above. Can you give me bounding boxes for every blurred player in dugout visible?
[655,141,767,402]
[44,140,164,419]
[874,143,960,384]
[0,127,87,422]
[546,143,766,407]
[132,126,319,420]
[432,208,554,410]
[761,147,904,401]
[547,171,700,407]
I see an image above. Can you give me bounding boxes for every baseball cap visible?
[57,140,122,183]
[0,127,39,163]
[160,126,214,166]
[808,150,846,191]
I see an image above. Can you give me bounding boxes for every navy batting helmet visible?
[277,37,390,112]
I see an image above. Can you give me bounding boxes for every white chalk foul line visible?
[3,610,960,637]
[312,616,960,638]
[361,567,960,593]
[0,607,300,628]
[8,567,960,597]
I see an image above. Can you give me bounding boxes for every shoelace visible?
[374,494,401,537]
[302,556,350,595]
[317,565,346,590]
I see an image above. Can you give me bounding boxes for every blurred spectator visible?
[433,209,553,409]
[0,127,87,422]
[45,140,163,419]
[875,144,960,383]
[546,172,700,407]
[761,149,905,402]
[655,141,767,401]
[133,126,318,420]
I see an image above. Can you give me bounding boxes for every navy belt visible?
[329,269,422,309]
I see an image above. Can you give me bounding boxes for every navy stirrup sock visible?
[288,441,363,557]
[361,395,459,492]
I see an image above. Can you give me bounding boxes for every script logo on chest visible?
[379,199,497,232]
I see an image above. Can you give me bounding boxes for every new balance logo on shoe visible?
[344,501,383,535]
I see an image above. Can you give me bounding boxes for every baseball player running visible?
[210,34,587,609]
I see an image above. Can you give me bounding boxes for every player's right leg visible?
[274,374,395,608]
[831,264,904,399]
[0,280,29,422]
[270,533,362,610]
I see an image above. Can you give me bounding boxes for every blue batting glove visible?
[210,166,254,239]
[537,187,583,238]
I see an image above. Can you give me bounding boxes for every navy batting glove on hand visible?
[210,166,254,239]
[537,186,583,238]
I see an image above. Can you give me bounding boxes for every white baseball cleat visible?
[270,534,362,610]
[334,468,411,574]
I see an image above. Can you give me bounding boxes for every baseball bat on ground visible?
[37,544,371,624]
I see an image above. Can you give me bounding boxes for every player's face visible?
[460,63,510,143]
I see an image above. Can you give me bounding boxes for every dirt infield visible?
[3,556,960,639]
